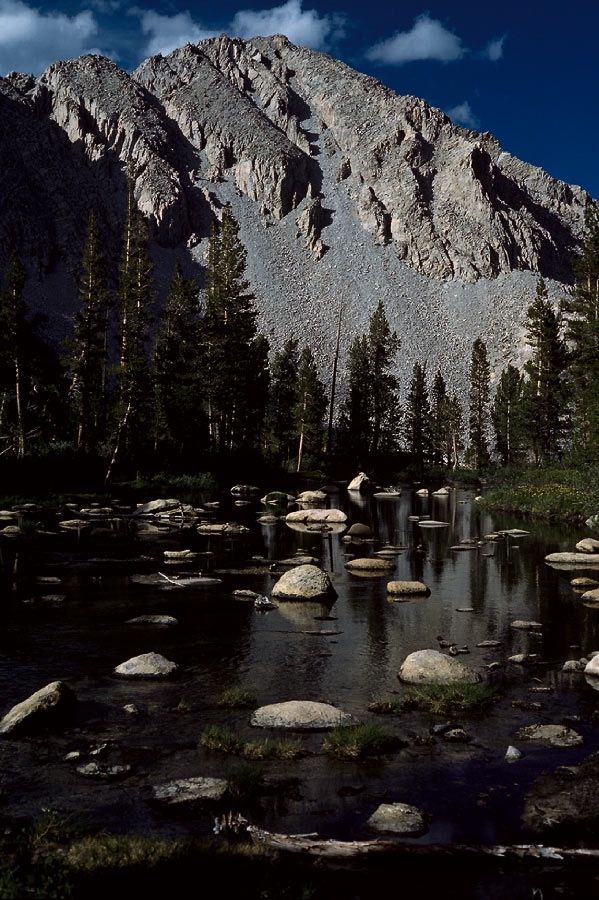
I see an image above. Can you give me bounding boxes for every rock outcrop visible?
[0,34,594,391]
[0,681,75,735]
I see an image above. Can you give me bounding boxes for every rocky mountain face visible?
[0,34,593,392]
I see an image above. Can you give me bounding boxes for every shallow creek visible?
[1,486,599,857]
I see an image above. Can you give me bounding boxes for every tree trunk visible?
[14,356,25,458]
[326,304,343,456]
[105,400,132,487]
[296,392,307,473]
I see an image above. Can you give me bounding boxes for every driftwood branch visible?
[157,571,186,588]
[246,826,599,863]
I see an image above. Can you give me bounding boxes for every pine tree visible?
[368,301,401,456]
[430,369,448,466]
[522,278,568,463]
[338,334,371,462]
[430,369,464,469]
[67,211,112,453]
[153,260,204,461]
[563,204,599,457]
[338,301,400,463]
[0,252,27,457]
[442,394,464,470]
[468,338,491,470]
[200,204,269,453]
[0,254,61,457]
[293,346,327,473]
[405,362,432,474]
[268,337,300,464]
[105,176,154,484]
[491,364,527,466]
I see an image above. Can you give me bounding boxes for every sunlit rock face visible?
[0,34,592,389]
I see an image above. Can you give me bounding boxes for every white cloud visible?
[137,10,213,58]
[366,13,465,65]
[446,101,479,130]
[0,0,100,74]
[483,35,506,62]
[231,0,343,50]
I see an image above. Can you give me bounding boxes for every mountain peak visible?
[0,35,594,388]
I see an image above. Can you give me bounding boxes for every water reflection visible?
[3,487,599,848]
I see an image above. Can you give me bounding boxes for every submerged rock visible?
[76,761,132,779]
[345,557,395,573]
[515,724,583,748]
[125,615,179,626]
[152,776,228,805]
[522,751,599,838]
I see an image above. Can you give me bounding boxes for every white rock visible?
[113,652,178,678]
[271,564,336,601]
[250,700,352,730]
[398,649,481,685]
[366,802,428,835]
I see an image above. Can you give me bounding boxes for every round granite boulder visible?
[387,580,430,596]
[250,700,352,730]
[113,652,178,678]
[398,649,481,684]
[366,802,428,836]
[271,564,336,601]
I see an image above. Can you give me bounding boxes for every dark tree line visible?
[1,191,599,482]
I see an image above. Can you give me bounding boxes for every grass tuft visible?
[216,686,257,709]
[199,726,244,754]
[322,723,398,759]
[399,683,497,715]
[242,738,304,761]
[200,726,303,760]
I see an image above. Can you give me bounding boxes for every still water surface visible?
[2,486,599,850]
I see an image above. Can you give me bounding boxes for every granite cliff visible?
[0,34,593,391]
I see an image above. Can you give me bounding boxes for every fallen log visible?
[246,825,599,862]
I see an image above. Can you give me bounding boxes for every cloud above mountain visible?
[0,0,100,73]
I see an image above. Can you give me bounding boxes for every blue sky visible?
[1,0,598,198]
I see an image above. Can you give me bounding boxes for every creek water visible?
[1,486,599,863]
